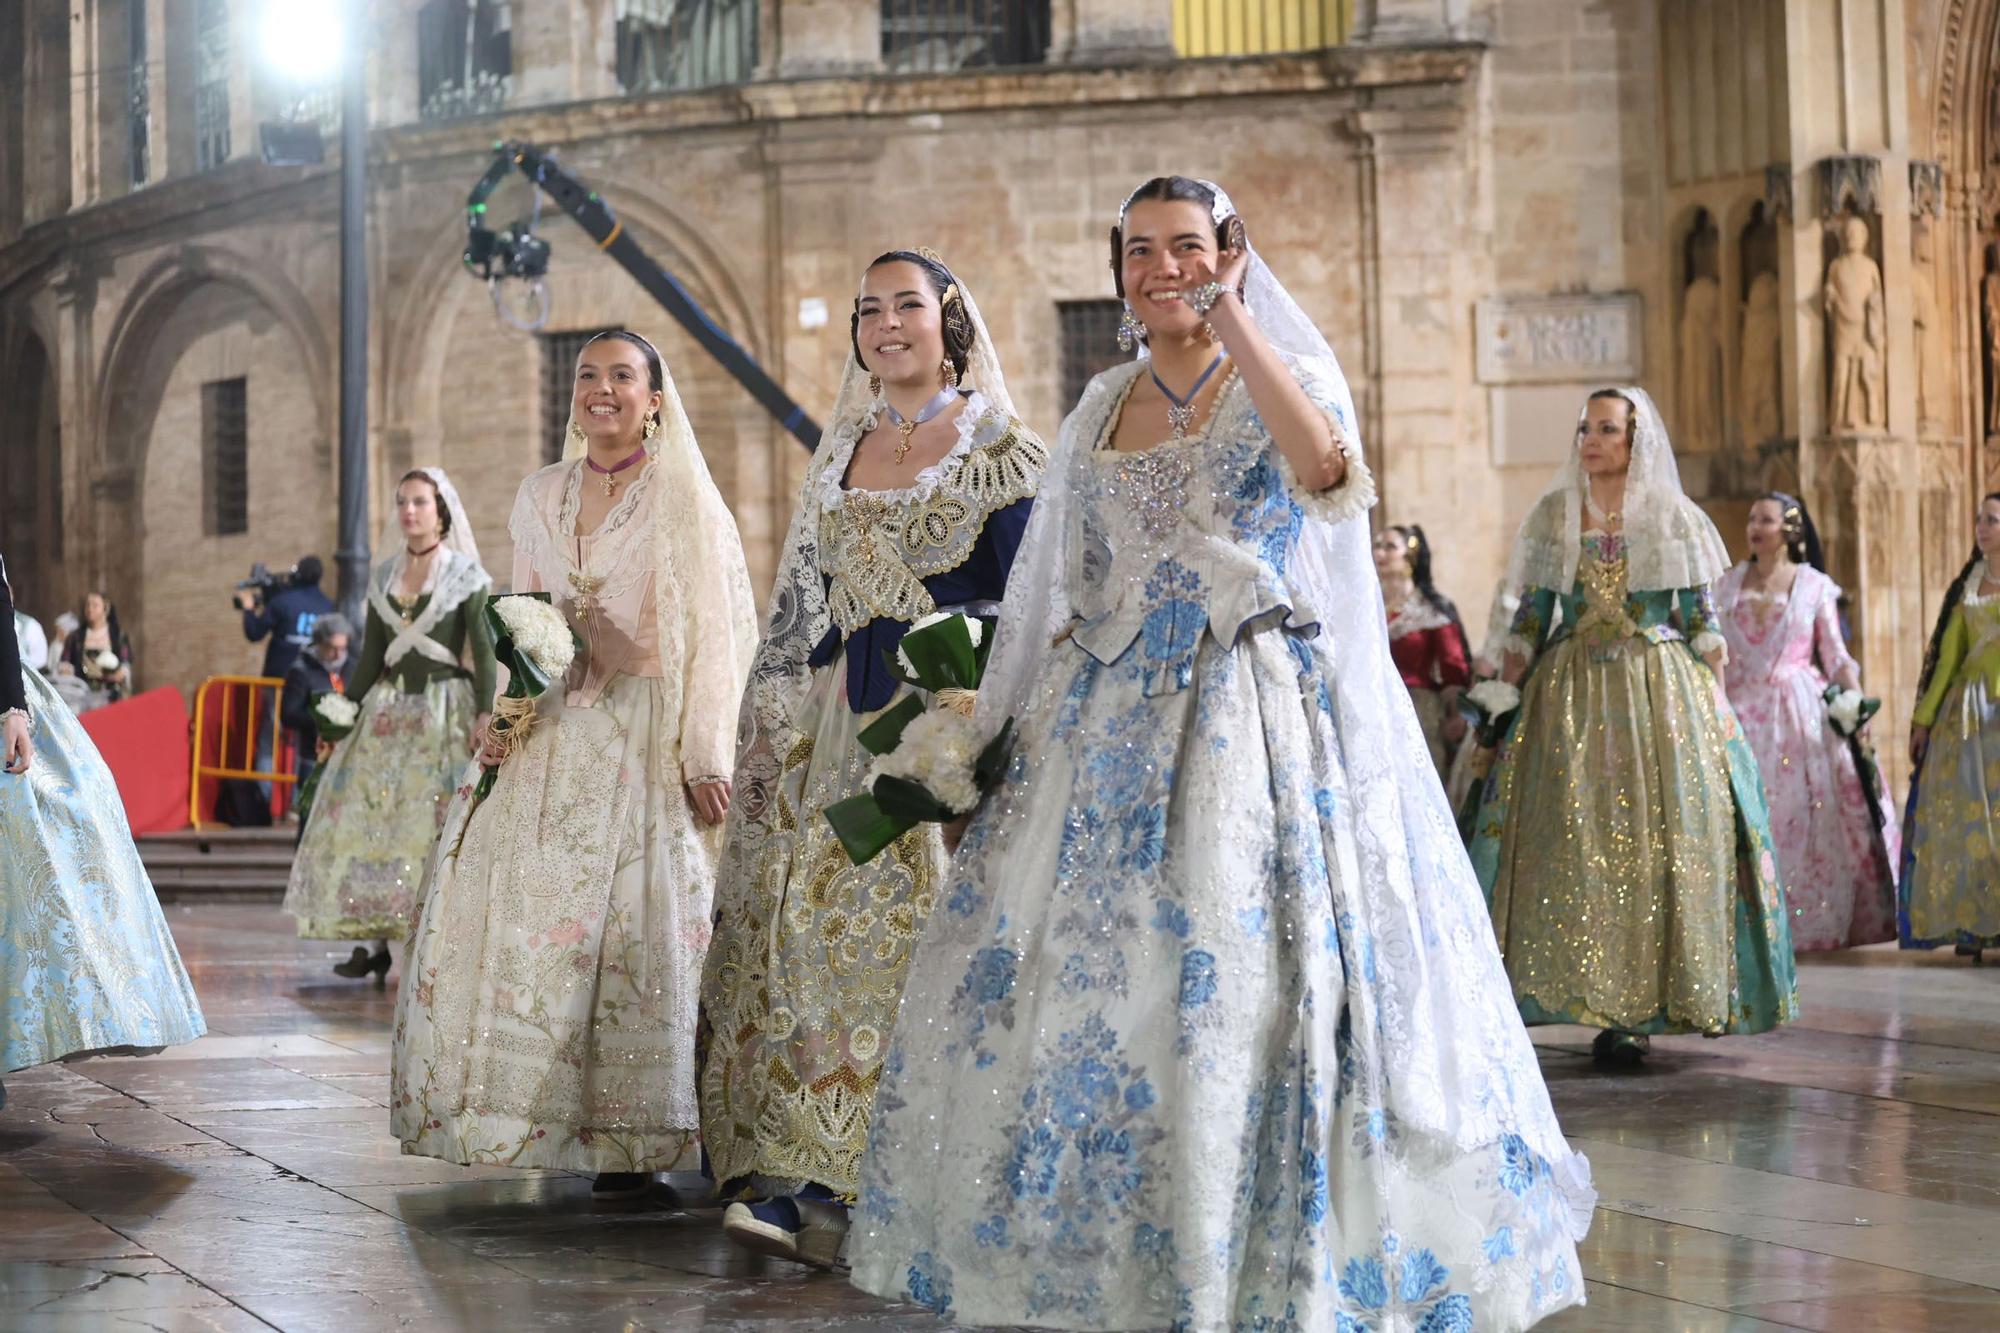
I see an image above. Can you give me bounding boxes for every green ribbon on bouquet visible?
[822,613,1014,865]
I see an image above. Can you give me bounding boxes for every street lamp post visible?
[333,0,369,629]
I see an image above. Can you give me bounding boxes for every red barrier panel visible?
[76,686,192,836]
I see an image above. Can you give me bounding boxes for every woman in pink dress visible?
[1716,492,1898,951]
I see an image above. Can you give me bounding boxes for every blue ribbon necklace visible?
[1152,354,1225,439]
[883,386,961,464]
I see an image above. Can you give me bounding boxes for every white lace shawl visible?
[509,364,757,784]
[1504,385,1730,596]
[367,548,491,671]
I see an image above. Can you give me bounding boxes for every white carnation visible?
[1827,688,1864,735]
[494,596,577,678]
[314,694,360,728]
[1466,679,1521,718]
[94,650,121,671]
[868,707,985,815]
[895,611,983,677]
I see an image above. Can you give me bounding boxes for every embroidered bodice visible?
[808,394,1044,712]
[1717,564,1857,690]
[1915,571,2000,726]
[1066,363,1371,697]
[1509,530,1722,665]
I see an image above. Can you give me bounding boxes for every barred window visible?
[1058,300,1126,415]
[195,0,230,170]
[882,0,1051,74]
[202,378,249,537]
[540,328,623,465]
[419,0,513,121]
[618,0,757,94]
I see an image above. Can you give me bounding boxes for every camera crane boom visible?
[464,140,821,451]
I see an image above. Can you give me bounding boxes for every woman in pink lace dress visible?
[1717,493,1897,951]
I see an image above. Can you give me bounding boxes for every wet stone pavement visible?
[3,905,1999,1331]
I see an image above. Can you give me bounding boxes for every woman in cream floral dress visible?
[391,332,756,1198]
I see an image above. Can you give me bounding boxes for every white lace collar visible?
[813,389,992,512]
[1967,559,1996,607]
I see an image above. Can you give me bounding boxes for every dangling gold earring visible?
[643,413,660,440]
[939,357,958,389]
[868,373,883,398]
[1199,320,1219,346]
[567,419,586,446]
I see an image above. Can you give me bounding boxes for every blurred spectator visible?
[11,601,46,674]
[58,591,133,711]
[281,613,354,801]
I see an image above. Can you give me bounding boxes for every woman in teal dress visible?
[1468,388,1797,1065]
[1,553,206,1108]
[1900,491,2000,959]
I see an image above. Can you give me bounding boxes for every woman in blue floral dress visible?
[848,178,1593,1331]
[1,553,206,1110]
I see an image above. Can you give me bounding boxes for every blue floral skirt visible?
[850,627,1589,1331]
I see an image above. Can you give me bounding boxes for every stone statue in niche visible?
[1824,214,1885,431]
[1984,242,2000,436]
[1739,270,1782,446]
[1679,221,1724,452]
[1911,223,1942,431]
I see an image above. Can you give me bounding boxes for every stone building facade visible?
[3,0,1997,786]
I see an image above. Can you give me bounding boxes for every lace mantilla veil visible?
[368,466,491,671]
[973,180,1595,1230]
[718,257,1016,869]
[1503,385,1730,597]
[543,342,759,781]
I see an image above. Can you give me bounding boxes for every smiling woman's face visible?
[855,260,947,390]
[572,337,661,446]
[1120,198,1218,342]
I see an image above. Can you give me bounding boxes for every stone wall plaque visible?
[1475,292,1643,385]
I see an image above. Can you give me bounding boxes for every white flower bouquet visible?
[1822,685,1878,739]
[823,611,1014,864]
[312,692,360,741]
[477,592,584,798]
[1465,677,1523,748]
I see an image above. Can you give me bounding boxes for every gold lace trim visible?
[820,420,1045,636]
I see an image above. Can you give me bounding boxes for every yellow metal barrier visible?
[189,674,296,831]
[1174,0,1352,56]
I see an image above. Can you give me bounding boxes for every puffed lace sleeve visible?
[1275,355,1376,526]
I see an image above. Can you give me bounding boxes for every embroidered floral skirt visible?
[1468,635,1798,1035]
[2,667,206,1071]
[391,674,712,1172]
[699,665,945,1197]
[1730,670,1897,952]
[850,628,1590,1332]
[1900,675,2000,948]
[283,676,476,941]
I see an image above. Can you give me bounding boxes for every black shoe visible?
[1955,942,1985,965]
[333,945,391,985]
[591,1172,652,1200]
[1590,1030,1648,1067]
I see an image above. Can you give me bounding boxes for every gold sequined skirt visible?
[1480,636,1745,1033]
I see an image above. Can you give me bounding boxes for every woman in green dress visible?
[282,468,494,982]
[1468,387,1797,1064]
[1900,491,2000,960]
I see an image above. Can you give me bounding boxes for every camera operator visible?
[236,556,335,797]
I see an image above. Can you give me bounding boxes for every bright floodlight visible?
[259,0,345,85]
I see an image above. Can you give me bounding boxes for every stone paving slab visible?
[4,905,2000,1331]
